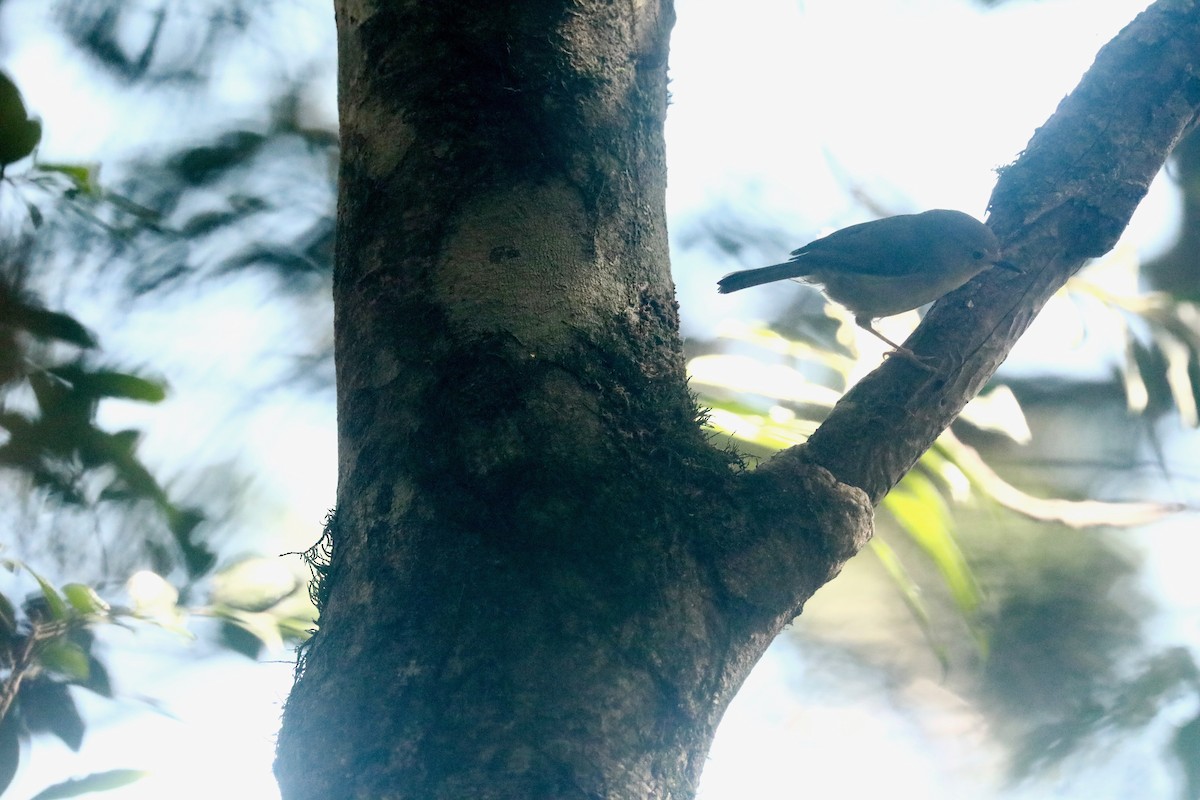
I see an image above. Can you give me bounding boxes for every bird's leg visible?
[855,317,935,371]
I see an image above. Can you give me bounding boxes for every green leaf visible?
[38,639,91,682]
[24,197,43,227]
[27,370,69,418]
[179,209,238,237]
[100,372,167,402]
[62,584,110,615]
[1153,329,1198,427]
[30,569,69,621]
[884,471,984,626]
[0,72,41,169]
[106,429,141,455]
[1119,320,1150,415]
[14,306,95,348]
[20,678,85,750]
[0,714,19,797]
[958,384,1031,443]
[0,72,30,127]
[30,769,149,799]
[0,590,15,634]
[78,654,113,698]
[172,131,265,184]
[211,557,299,612]
[35,162,101,196]
[1,118,40,167]
[166,507,214,578]
[868,537,949,674]
[214,607,283,657]
[217,616,268,660]
[49,366,167,403]
[935,430,1181,528]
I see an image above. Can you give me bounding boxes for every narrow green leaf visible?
[30,569,69,621]
[883,471,983,619]
[30,768,149,799]
[173,131,265,184]
[24,198,43,227]
[213,607,283,656]
[958,385,1031,444]
[15,306,95,348]
[49,367,167,403]
[62,584,110,615]
[1120,325,1149,415]
[217,617,267,660]
[0,590,15,634]
[1153,330,1198,426]
[935,430,1180,528]
[179,209,237,237]
[869,537,949,674]
[35,162,101,196]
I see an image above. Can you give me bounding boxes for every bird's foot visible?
[882,346,938,373]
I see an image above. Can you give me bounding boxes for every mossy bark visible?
[274,1,1200,798]
[275,3,871,798]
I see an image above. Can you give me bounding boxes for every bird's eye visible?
[972,251,985,260]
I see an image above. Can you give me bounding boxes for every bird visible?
[717,209,1018,357]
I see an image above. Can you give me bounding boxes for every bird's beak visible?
[994,259,1022,272]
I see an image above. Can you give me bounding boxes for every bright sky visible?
[7,0,1198,798]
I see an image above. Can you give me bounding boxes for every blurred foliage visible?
[1174,707,1200,800]
[0,67,317,795]
[0,551,311,796]
[1071,255,1200,428]
[691,236,1200,789]
[13,102,337,308]
[2,0,1197,796]
[0,236,212,579]
[1008,645,1198,776]
[0,558,142,796]
[122,114,336,299]
[57,1,255,84]
[29,769,150,800]
[976,527,1146,721]
[692,316,1175,658]
[1146,122,1200,299]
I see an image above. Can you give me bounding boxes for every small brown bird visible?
[718,209,1018,355]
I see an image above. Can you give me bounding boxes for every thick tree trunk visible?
[275,2,869,798]
[275,1,1200,798]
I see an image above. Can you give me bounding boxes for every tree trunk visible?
[274,1,1200,798]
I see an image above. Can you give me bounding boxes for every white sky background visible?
[5,0,1200,798]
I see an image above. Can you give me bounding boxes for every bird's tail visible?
[716,261,805,293]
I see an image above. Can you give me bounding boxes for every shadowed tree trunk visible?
[274,1,1200,798]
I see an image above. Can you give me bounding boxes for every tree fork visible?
[276,2,862,797]
[275,1,1200,798]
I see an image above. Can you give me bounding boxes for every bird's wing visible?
[791,214,928,277]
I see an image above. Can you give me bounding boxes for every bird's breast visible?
[811,262,989,319]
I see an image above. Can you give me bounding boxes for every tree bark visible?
[275,1,1200,798]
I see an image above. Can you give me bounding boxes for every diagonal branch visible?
[785,0,1200,506]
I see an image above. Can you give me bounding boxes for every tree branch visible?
[787,0,1200,506]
